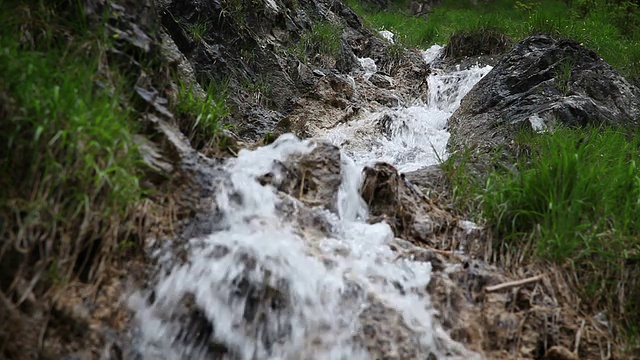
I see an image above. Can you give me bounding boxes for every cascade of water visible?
[129,45,492,360]
[322,48,492,173]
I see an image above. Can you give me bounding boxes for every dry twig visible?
[485,274,544,293]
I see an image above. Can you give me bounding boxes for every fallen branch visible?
[485,274,544,293]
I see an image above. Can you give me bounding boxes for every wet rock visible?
[142,114,195,164]
[156,0,434,140]
[273,75,360,137]
[275,193,336,238]
[62,351,92,360]
[360,162,454,245]
[139,245,295,358]
[449,34,640,152]
[158,0,377,139]
[355,299,437,359]
[544,346,579,360]
[261,141,343,211]
[354,160,617,358]
[403,165,449,200]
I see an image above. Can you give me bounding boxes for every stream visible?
[128,45,493,360]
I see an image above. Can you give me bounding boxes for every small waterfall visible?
[322,47,492,172]
[129,45,492,360]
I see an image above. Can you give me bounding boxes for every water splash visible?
[422,44,444,65]
[358,57,377,80]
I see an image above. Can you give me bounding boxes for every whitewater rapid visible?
[129,45,493,359]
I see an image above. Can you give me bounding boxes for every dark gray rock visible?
[368,73,394,89]
[448,34,640,152]
[360,162,455,246]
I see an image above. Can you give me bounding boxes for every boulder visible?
[448,34,640,152]
[259,141,343,211]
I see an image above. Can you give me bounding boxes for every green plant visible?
[483,126,640,327]
[221,0,248,30]
[515,0,541,13]
[439,148,486,219]
[241,74,272,106]
[291,21,344,67]
[174,78,230,150]
[345,0,640,78]
[0,0,143,303]
[185,19,211,42]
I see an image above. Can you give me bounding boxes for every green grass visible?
[0,3,143,285]
[485,127,640,261]
[291,20,344,67]
[174,79,231,150]
[346,0,640,77]
[184,19,211,42]
[0,3,238,354]
[444,126,640,330]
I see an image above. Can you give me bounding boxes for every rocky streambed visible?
[127,38,637,360]
[12,0,640,359]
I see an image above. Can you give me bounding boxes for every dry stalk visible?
[485,274,544,293]
[574,319,586,355]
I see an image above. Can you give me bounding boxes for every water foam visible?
[322,50,492,172]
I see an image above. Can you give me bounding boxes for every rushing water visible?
[129,46,492,359]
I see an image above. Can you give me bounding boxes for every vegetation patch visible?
[444,27,512,59]
[346,0,640,78]
[291,20,344,67]
[0,1,142,296]
[443,126,640,337]
[0,0,232,355]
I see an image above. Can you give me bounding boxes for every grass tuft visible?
[444,27,512,59]
[442,125,640,337]
[291,20,344,67]
[0,0,142,315]
[174,78,231,150]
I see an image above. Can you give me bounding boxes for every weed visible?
[174,78,230,150]
[345,0,640,78]
[444,27,512,58]
[380,40,408,72]
[439,148,486,219]
[241,74,272,106]
[220,0,253,31]
[184,19,211,42]
[291,21,344,67]
[515,0,540,13]
[0,0,143,305]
